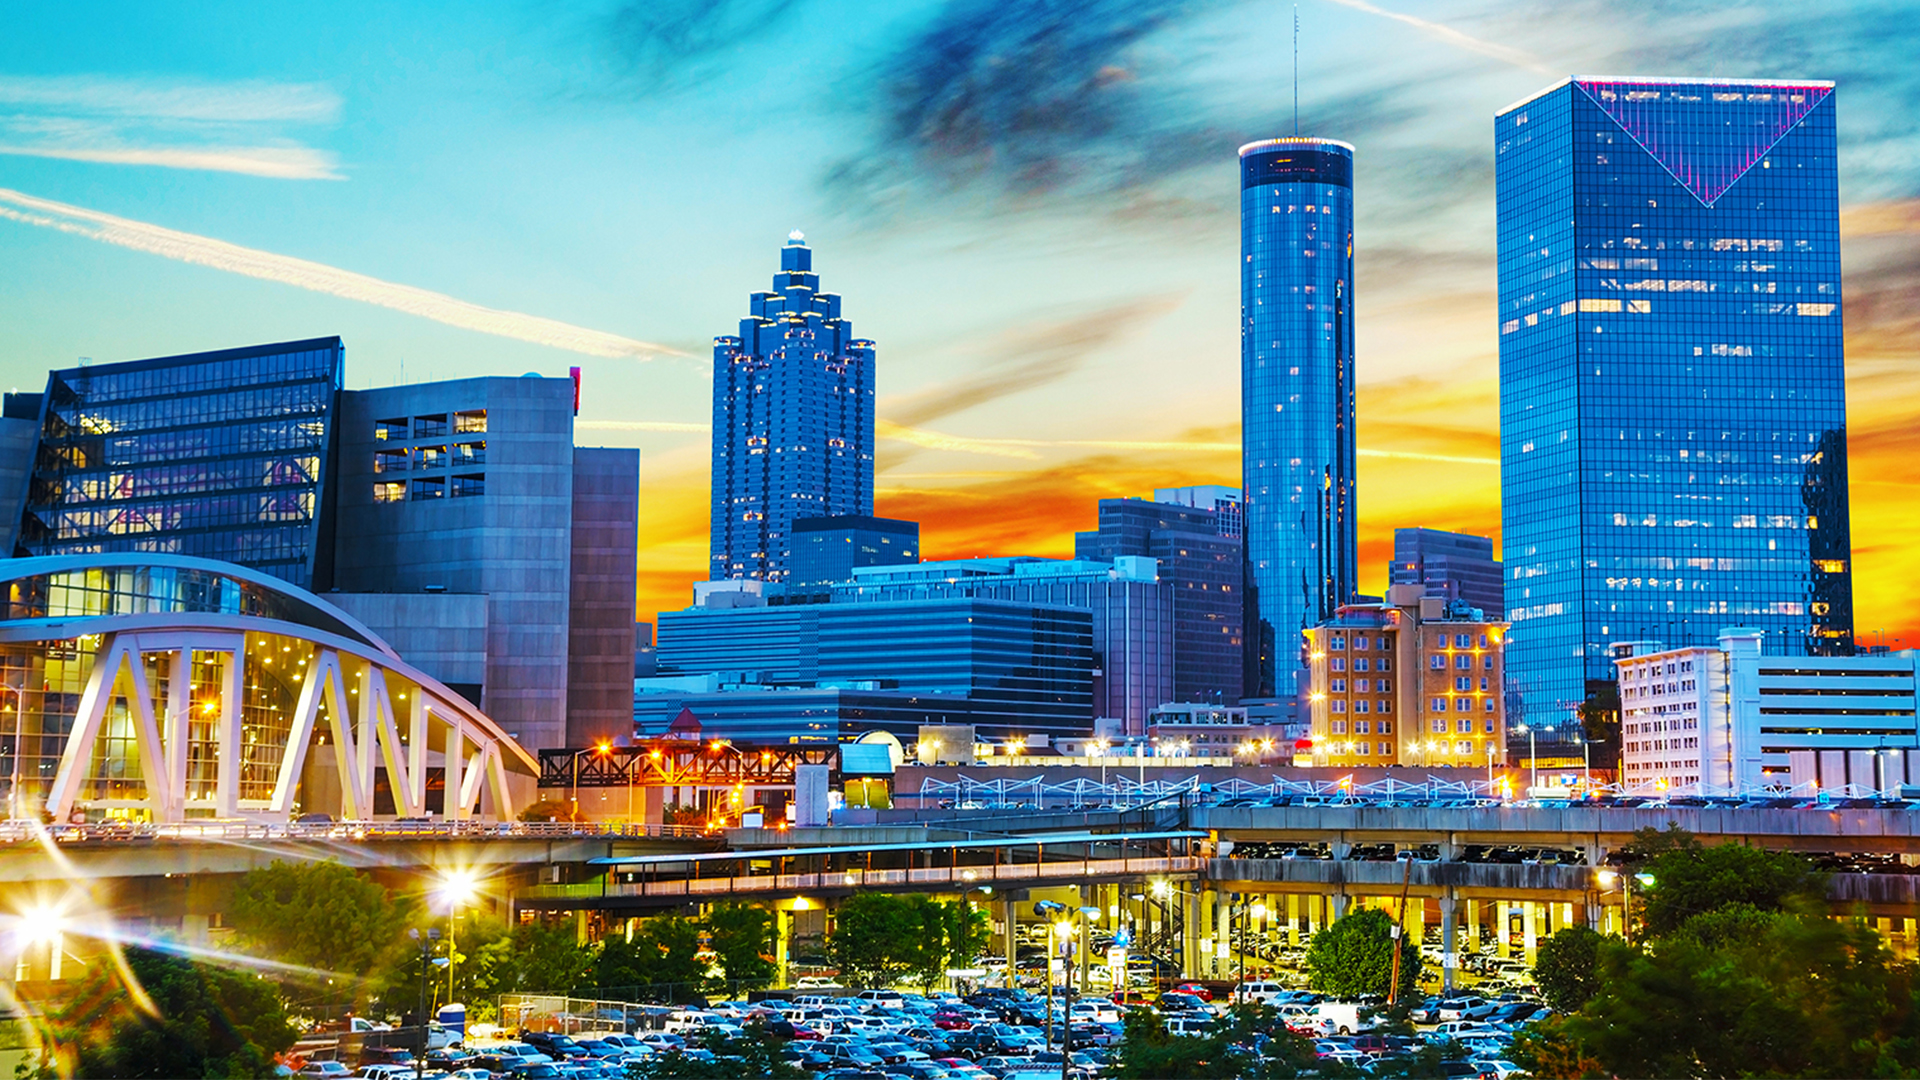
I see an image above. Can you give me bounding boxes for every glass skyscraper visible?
[14,338,343,589]
[711,232,876,582]
[1240,137,1358,704]
[1496,78,1853,727]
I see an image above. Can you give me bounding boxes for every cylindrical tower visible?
[1239,136,1358,705]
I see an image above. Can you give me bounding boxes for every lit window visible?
[374,418,407,441]
[454,409,488,433]
[374,482,405,504]
[453,441,486,467]
[373,449,407,473]
[414,445,447,469]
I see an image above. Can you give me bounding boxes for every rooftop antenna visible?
[1293,4,1300,136]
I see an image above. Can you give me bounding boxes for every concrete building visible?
[633,674,1020,745]
[1153,486,1243,540]
[0,342,638,754]
[1303,584,1509,769]
[1077,497,1244,708]
[788,515,917,585]
[1616,629,1920,792]
[834,557,1171,736]
[1389,528,1503,618]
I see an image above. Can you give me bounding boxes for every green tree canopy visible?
[1627,826,1826,938]
[1533,926,1604,1014]
[595,915,706,1002]
[226,859,415,1008]
[829,894,989,989]
[27,948,298,1079]
[1110,1003,1313,1079]
[1304,908,1421,1001]
[706,903,776,993]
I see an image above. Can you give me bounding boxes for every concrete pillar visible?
[1467,898,1481,956]
[1331,891,1350,921]
[1185,891,1204,979]
[1005,897,1018,986]
[1522,902,1539,965]
[1287,894,1301,946]
[1216,891,1232,977]
[1497,902,1512,959]
[775,908,792,988]
[1905,917,1917,959]
[1439,895,1458,995]
[1409,897,1426,959]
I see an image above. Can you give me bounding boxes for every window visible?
[1484,699,1496,713]
[1453,633,1468,648]
[1484,718,1496,733]
[1478,634,1490,648]
[452,473,485,498]
[414,445,447,469]
[410,477,444,500]
[1378,741,1391,757]
[1332,720,1347,734]
[1455,740,1471,756]
[1355,720,1370,735]
[1456,718,1472,733]
[1378,701,1392,715]
[1354,657,1369,672]
[1479,677,1490,691]
[1431,718,1446,734]
[1455,676,1472,691]
[1330,700,1346,713]
[1378,658,1392,672]
[1353,636,1370,650]
[373,481,405,503]
[1329,636,1346,650]
[453,441,486,466]
[1330,679,1346,693]
[1455,697,1472,712]
[1380,633,1395,649]
[1484,655,1495,669]
[1356,742,1371,755]
[1331,657,1346,672]
[1378,720,1392,734]
[454,409,487,434]
[1356,679,1370,693]
[1456,654,1472,670]
[1431,697,1447,712]
[373,449,407,473]
[1378,678,1392,693]
[414,414,448,438]
[375,418,407,441]
[1430,655,1446,670]
[1355,700,1370,714]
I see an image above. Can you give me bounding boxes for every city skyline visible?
[2,3,1917,654]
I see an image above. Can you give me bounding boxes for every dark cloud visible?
[604,0,803,90]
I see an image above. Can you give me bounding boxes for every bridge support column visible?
[1005,897,1018,987]
[1497,902,1512,959]
[1330,890,1349,922]
[1184,891,1204,979]
[1466,898,1481,957]
[1287,894,1300,946]
[1522,902,1538,965]
[1409,897,1425,962]
[1905,918,1917,958]
[1439,894,1457,995]
[775,908,791,988]
[1215,890,1231,977]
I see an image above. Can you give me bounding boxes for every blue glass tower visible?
[1240,137,1358,703]
[711,232,876,582]
[1496,78,1853,727]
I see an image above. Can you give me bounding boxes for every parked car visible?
[1438,996,1498,1021]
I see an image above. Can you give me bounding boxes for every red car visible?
[932,1009,974,1030]
[1174,982,1214,1002]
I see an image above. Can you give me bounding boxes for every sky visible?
[1,1,1917,645]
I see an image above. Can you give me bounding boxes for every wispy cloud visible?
[1318,0,1555,75]
[0,188,683,360]
[0,75,342,179]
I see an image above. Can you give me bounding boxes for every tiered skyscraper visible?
[710,232,876,582]
[1496,78,1853,727]
[1240,137,1359,705]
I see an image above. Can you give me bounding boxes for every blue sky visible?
[3,0,1917,636]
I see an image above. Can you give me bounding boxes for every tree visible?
[27,948,298,1079]
[1304,908,1420,1001]
[1110,1004,1313,1080]
[828,894,989,989]
[226,859,415,1008]
[457,918,596,1006]
[1626,826,1825,938]
[706,903,776,993]
[1527,908,1920,1078]
[594,915,706,1002]
[1533,926,1604,1013]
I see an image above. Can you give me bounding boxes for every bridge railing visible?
[0,818,711,845]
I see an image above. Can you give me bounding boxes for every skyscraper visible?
[710,232,876,583]
[1240,137,1358,705]
[1390,527,1504,616]
[1496,78,1853,727]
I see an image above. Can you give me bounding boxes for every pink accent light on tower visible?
[1575,80,1831,207]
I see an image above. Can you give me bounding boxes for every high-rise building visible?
[1390,528,1504,616]
[1076,497,1243,707]
[710,232,876,583]
[1153,485,1244,540]
[1302,583,1508,769]
[1240,138,1359,706]
[0,341,640,753]
[1496,78,1854,731]
[788,515,918,586]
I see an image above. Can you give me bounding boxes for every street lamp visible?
[1595,869,1655,945]
[1033,901,1067,1051]
[569,742,610,816]
[406,927,443,1080]
[435,870,478,1005]
[2,682,26,821]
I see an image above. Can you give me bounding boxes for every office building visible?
[1303,584,1508,768]
[710,232,876,583]
[1240,137,1359,705]
[655,594,1095,740]
[1076,498,1244,707]
[8,338,344,589]
[1390,528,1504,616]
[1616,629,1918,792]
[1153,486,1244,540]
[0,341,638,753]
[633,674,1018,745]
[1496,78,1854,732]
[789,515,918,585]
[836,557,1170,735]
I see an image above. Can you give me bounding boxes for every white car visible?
[297,1064,351,1079]
[1438,996,1497,1021]
[1232,980,1290,1005]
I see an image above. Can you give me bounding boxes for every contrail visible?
[0,145,342,180]
[0,188,684,360]
[1320,0,1555,75]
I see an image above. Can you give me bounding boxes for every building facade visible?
[1153,486,1244,540]
[1240,137,1359,706]
[0,342,639,754]
[1303,584,1509,769]
[835,557,1171,735]
[788,515,918,585]
[633,675,1019,745]
[1390,527,1504,617]
[1616,629,1918,792]
[1497,78,1854,732]
[655,596,1096,740]
[710,233,876,583]
[8,338,344,590]
[1076,497,1244,707]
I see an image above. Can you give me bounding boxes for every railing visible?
[518,855,1204,904]
[0,818,712,845]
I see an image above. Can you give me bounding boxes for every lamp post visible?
[569,742,610,817]
[1514,724,1538,797]
[1237,898,1268,991]
[1034,900,1066,1052]
[435,870,477,1006]
[1595,869,1654,945]
[406,927,442,1080]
